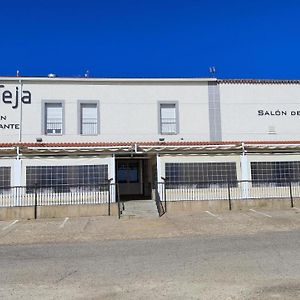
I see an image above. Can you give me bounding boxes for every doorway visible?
[116,158,152,200]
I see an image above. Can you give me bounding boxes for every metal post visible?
[107,178,113,216]
[289,181,294,208]
[117,184,121,219]
[227,182,232,211]
[34,184,38,219]
[161,177,167,213]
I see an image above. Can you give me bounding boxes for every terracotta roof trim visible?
[1,141,300,148]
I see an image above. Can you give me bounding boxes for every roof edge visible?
[0,76,216,83]
[219,79,300,84]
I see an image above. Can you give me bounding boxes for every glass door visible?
[117,160,143,198]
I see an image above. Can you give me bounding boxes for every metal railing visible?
[155,179,167,217]
[158,179,300,209]
[46,122,63,134]
[0,182,117,217]
[81,121,98,135]
[116,183,125,219]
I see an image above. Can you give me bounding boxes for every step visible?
[121,200,159,218]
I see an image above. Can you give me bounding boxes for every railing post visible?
[107,178,113,216]
[161,177,167,213]
[34,183,38,219]
[227,182,232,211]
[116,183,121,219]
[289,180,294,208]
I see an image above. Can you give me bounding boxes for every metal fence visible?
[155,182,167,216]
[2,179,298,217]
[0,183,116,212]
[157,179,300,208]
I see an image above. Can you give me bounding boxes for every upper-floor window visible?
[44,102,64,135]
[159,102,178,134]
[79,102,99,135]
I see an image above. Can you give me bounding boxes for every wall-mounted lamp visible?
[36,138,43,142]
[159,138,165,142]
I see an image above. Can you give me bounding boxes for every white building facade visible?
[1,76,300,202]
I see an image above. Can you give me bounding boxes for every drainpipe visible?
[16,146,20,160]
[134,143,143,154]
[18,79,23,143]
[242,142,246,156]
[14,146,22,206]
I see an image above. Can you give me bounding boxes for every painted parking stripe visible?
[249,209,272,218]
[59,217,69,228]
[2,220,19,231]
[205,211,222,220]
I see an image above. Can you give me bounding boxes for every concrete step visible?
[121,200,158,218]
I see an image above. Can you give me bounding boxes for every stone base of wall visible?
[166,198,298,212]
[0,203,118,220]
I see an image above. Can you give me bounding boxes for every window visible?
[26,165,108,192]
[44,102,63,135]
[80,103,99,135]
[0,167,11,189]
[117,161,139,183]
[251,161,300,186]
[159,102,178,134]
[165,162,237,187]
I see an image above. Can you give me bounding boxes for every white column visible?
[156,154,162,182]
[156,154,164,199]
[13,158,22,206]
[109,154,116,202]
[240,154,249,199]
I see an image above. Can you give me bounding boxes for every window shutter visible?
[45,103,63,134]
[81,103,98,135]
[160,103,177,134]
[161,104,176,120]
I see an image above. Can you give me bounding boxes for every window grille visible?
[165,162,237,187]
[0,167,11,189]
[26,165,108,191]
[251,161,300,186]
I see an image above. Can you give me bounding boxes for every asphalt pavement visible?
[1,208,300,299]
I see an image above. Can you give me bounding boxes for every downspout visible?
[18,79,23,143]
[16,146,20,160]
[242,142,246,156]
[134,143,143,154]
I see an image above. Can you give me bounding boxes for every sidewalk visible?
[1,208,300,245]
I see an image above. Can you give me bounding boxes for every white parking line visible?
[249,209,272,218]
[59,217,69,228]
[205,211,222,220]
[293,207,300,211]
[2,220,19,231]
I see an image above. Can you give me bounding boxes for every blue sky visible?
[1,0,300,79]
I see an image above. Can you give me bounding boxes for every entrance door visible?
[117,160,143,199]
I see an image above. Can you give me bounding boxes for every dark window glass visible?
[117,161,139,183]
[26,165,108,192]
[0,167,11,189]
[165,162,237,188]
[251,161,300,186]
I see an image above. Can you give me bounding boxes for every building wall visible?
[0,79,210,143]
[2,78,300,143]
[219,83,300,141]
